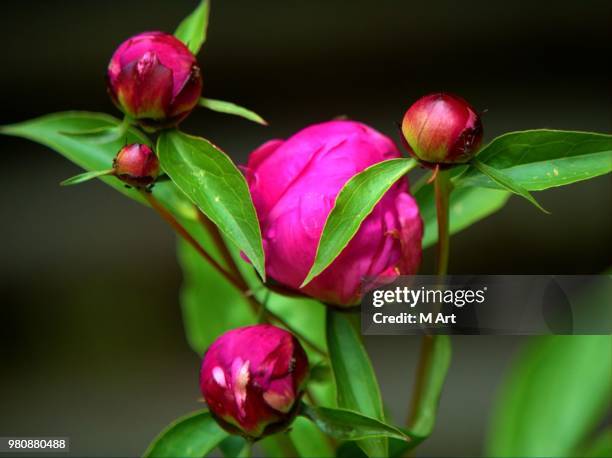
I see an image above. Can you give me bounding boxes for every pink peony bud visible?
[246,120,423,306]
[200,325,309,438]
[113,143,160,188]
[107,32,202,129]
[401,93,483,166]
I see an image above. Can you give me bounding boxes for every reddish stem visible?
[142,191,245,292]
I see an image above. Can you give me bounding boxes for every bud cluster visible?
[104,19,483,443]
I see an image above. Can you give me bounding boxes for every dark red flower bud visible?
[113,144,160,188]
[107,32,202,130]
[401,93,483,166]
[200,325,309,439]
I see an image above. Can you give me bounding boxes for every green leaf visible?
[157,130,266,280]
[0,112,203,230]
[58,125,111,136]
[326,310,387,457]
[337,337,450,458]
[471,159,549,213]
[576,429,612,458]
[178,239,256,355]
[336,441,367,458]
[289,416,335,458]
[231,237,328,358]
[199,98,268,125]
[300,403,410,443]
[458,130,612,191]
[308,361,332,383]
[59,114,131,144]
[60,169,113,186]
[143,410,228,458]
[208,232,336,406]
[415,184,510,249]
[337,434,422,458]
[408,336,452,439]
[259,434,302,458]
[301,158,417,287]
[1,111,150,203]
[487,336,612,457]
[334,340,451,456]
[266,293,328,359]
[0,112,255,356]
[218,436,250,458]
[174,0,210,54]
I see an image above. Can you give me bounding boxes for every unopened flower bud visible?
[401,93,483,166]
[107,32,202,129]
[113,144,159,188]
[200,325,309,439]
[246,120,423,306]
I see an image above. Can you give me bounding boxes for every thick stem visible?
[407,168,453,432]
[272,433,300,458]
[198,211,245,282]
[147,196,328,359]
[434,170,452,276]
[244,441,253,458]
[142,191,245,292]
[196,209,328,358]
[196,210,264,316]
[408,334,434,428]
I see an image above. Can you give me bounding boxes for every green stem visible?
[407,336,434,431]
[198,211,246,283]
[196,208,329,358]
[142,191,245,292]
[409,170,430,195]
[195,209,266,315]
[406,168,453,436]
[243,441,253,458]
[434,170,452,276]
[406,334,451,439]
[272,433,300,458]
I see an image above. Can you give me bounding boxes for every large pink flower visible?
[200,325,309,438]
[107,32,202,129]
[246,120,423,306]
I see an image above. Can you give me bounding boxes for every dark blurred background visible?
[1,0,610,456]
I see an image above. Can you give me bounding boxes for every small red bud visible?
[107,32,203,130]
[113,144,160,188]
[401,93,483,166]
[200,325,309,439]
